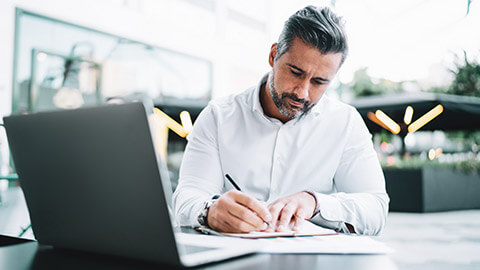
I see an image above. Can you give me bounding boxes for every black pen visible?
[224,174,270,226]
[225,174,242,191]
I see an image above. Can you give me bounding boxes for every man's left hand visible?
[267,192,316,232]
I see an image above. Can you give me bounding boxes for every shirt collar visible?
[310,94,325,116]
[251,73,326,120]
[251,74,268,114]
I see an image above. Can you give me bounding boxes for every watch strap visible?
[197,194,221,227]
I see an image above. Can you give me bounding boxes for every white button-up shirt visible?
[173,75,389,235]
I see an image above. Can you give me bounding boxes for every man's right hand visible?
[207,190,272,233]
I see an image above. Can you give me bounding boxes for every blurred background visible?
[0,0,479,268]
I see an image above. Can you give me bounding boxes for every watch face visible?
[198,208,208,226]
[205,201,213,209]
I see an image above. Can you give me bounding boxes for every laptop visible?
[3,102,257,267]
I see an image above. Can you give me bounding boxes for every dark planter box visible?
[383,167,480,212]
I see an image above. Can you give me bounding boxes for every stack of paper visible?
[184,221,393,254]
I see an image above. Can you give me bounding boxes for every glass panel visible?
[30,49,101,111]
[13,9,212,113]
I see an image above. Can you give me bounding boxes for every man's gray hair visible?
[275,6,348,66]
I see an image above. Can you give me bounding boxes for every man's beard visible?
[268,70,313,119]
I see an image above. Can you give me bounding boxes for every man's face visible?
[267,37,343,120]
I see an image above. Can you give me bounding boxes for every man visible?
[173,6,389,235]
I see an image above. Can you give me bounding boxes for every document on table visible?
[191,221,393,254]
[257,234,394,254]
[197,221,337,239]
[177,232,393,254]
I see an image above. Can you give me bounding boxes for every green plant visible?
[349,67,403,98]
[381,157,480,174]
[448,51,480,97]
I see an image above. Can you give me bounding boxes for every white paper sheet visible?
[176,232,393,254]
[257,234,394,254]
[221,221,337,238]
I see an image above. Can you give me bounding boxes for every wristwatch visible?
[303,190,321,218]
[197,194,221,227]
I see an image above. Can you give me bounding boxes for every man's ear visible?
[268,43,278,67]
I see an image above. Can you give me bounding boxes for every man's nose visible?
[293,79,309,100]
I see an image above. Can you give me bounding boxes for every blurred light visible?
[152,108,193,161]
[153,108,188,138]
[428,149,436,160]
[180,111,193,134]
[368,112,393,133]
[404,106,413,125]
[36,52,47,62]
[404,133,416,147]
[435,148,443,158]
[387,155,395,166]
[408,105,444,133]
[375,110,401,134]
[380,141,389,152]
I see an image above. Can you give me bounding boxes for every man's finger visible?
[233,192,272,223]
[268,202,284,230]
[276,203,296,231]
[227,200,268,230]
[213,201,265,233]
[293,208,306,231]
[226,212,264,233]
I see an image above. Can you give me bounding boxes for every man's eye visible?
[291,70,301,76]
[312,80,325,85]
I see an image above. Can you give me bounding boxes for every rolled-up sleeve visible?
[172,105,224,226]
[310,109,389,236]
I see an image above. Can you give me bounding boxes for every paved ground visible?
[376,210,480,270]
[1,187,480,269]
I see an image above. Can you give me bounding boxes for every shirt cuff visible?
[309,192,347,232]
